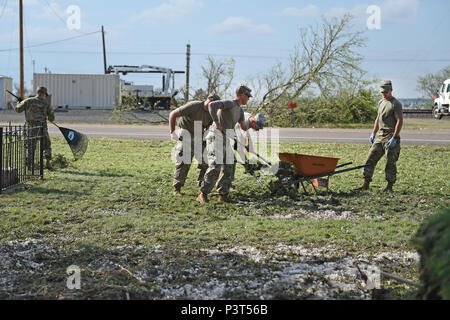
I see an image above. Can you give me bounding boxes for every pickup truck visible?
[433,79,450,119]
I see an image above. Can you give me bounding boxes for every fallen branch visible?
[379,271,419,287]
[117,264,145,284]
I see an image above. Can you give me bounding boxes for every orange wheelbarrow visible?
[277,152,367,193]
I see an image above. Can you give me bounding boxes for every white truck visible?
[107,65,184,110]
[433,78,450,119]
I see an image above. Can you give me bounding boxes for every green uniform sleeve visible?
[376,99,383,114]
[393,100,403,118]
[14,99,27,113]
[47,105,55,122]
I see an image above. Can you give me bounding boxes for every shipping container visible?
[33,73,121,110]
[0,76,13,109]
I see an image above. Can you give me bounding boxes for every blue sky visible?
[0,0,449,98]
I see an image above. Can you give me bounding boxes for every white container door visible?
[79,77,93,107]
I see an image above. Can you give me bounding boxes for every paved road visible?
[8,124,444,146]
[1,123,449,145]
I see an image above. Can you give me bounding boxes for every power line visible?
[42,0,93,36]
[0,30,101,52]
[0,49,289,60]
[42,0,68,29]
[364,59,450,62]
[3,48,449,64]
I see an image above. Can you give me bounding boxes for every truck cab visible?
[433,79,450,119]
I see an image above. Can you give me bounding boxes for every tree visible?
[417,66,450,99]
[200,55,235,98]
[254,14,367,123]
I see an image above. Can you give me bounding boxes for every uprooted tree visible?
[252,14,378,126]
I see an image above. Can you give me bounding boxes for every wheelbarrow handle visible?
[220,130,272,166]
[287,164,369,185]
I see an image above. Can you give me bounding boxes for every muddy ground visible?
[0,238,419,300]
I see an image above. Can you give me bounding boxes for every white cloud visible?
[325,0,419,25]
[276,5,320,18]
[208,17,275,36]
[130,0,203,24]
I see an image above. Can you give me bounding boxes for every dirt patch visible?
[0,240,419,300]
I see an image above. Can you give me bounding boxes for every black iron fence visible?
[1,124,44,193]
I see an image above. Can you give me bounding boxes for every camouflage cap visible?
[207,93,221,101]
[37,87,48,95]
[253,113,267,130]
[236,84,253,98]
[380,80,392,93]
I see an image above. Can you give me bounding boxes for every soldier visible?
[220,112,267,192]
[14,87,55,170]
[169,93,221,196]
[197,85,251,204]
[356,80,403,192]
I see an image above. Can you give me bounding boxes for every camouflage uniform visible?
[173,101,214,189]
[218,112,253,187]
[14,89,54,162]
[363,92,403,185]
[200,100,245,196]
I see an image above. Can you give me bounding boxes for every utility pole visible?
[185,43,191,103]
[102,26,108,74]
[19,0,24,99]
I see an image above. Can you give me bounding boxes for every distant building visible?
[33,73,121,110]
[0,76,13,110]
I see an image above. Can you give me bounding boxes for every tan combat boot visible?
[383,182,394,193]
[197,192,209,205]
[218,194,236,203]
[355,179,370,191]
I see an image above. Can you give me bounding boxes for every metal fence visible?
[1,124,44,193]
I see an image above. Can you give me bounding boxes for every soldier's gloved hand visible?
[170,132,179,141]
[370,133,376,145]
[386,137,397,149]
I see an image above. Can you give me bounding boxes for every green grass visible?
[0,138,448,299]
